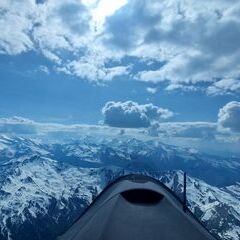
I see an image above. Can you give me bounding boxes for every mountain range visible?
[0,135,239,240]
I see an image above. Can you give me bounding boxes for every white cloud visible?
[30,0,128,81]
[39,65,50,74]
[102,101,174,128]
[64,59,130,81]
[207,78,240,96]
[92,0,128,28]
[147,121,240,155]
[146,87,157,94]
[0,116,147,141]
[103,0,240,93]
[218,101,240,132]
[0,116,37,134]
[1,0,240,92]
[0,0,35,55]
[0,115,239,155]
[165,84,198,92]
[149,122,217,140]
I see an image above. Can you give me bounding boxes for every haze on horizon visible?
[0,0,240,155]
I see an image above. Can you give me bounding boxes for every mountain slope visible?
[0,135,239,240]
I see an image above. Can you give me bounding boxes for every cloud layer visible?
[0,116,37,134]
[102,101,174,128]
[0,115,239,156]
[1,101,238,140]
[1,0,240,94]
[148,122,217,140]
[104,0,240,94]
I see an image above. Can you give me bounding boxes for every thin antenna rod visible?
[183,172,187,212]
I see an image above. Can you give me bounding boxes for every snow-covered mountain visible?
[0,135,240,240]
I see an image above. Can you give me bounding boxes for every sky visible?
[0,0,240,155]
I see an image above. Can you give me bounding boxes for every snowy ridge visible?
[157,171,240,240]
[0,135,239,240]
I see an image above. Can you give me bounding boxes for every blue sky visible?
[0,52,237,124]
[0,0,240,154]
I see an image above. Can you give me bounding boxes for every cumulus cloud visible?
[148,102,240,139]
[102,101,174,128]
[218,101,240,132]
[1,0,240,92]
[0,0,130,82]
[104,0,240,93]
